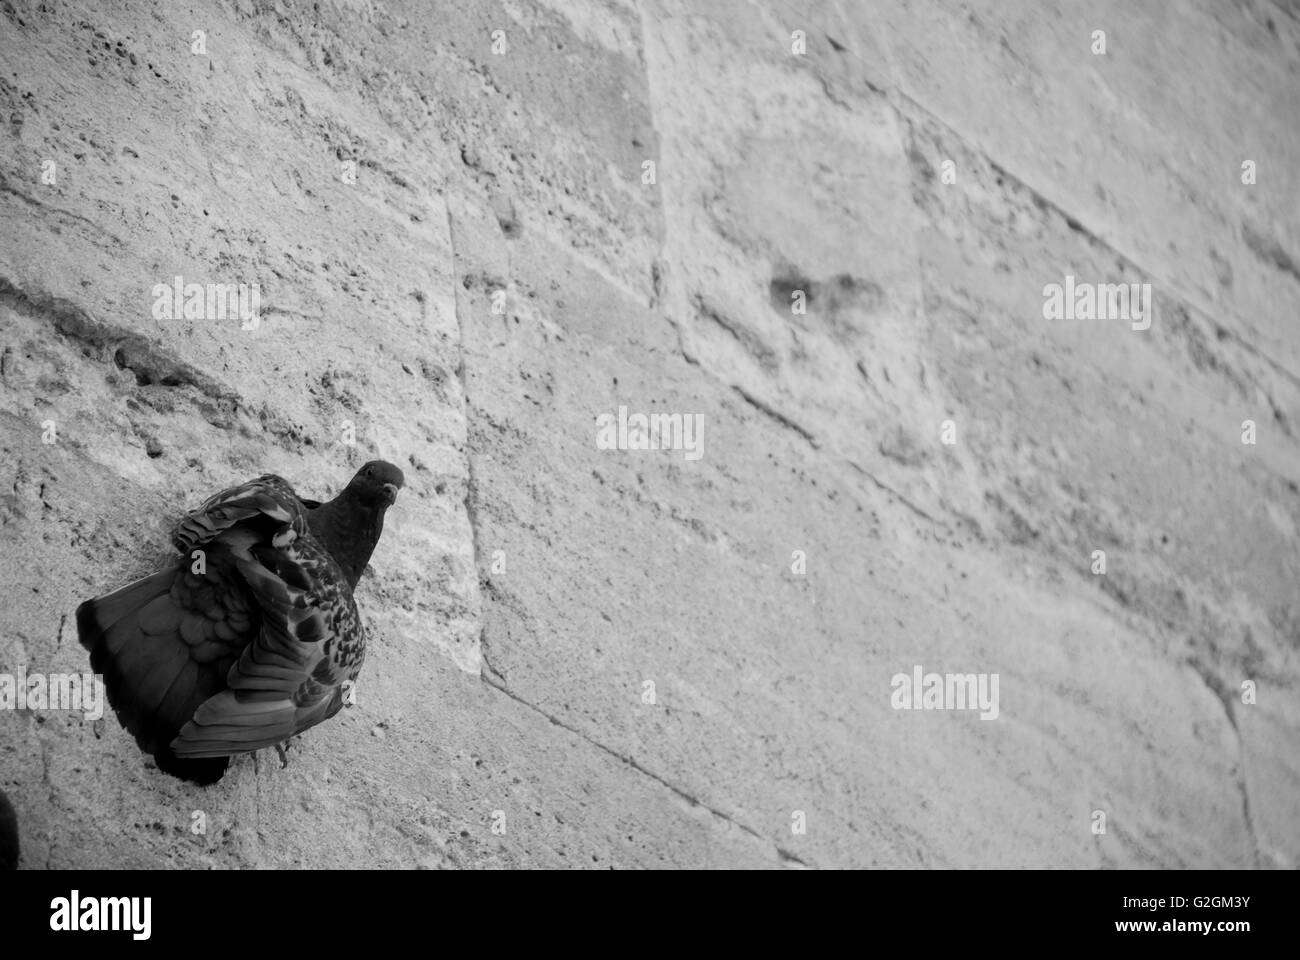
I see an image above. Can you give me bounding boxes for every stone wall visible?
[1,0,1297,868]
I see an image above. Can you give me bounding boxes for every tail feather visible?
[80,571,167,637]
[156,659,202,730]
[173,688,339,757]
[77,563,231,785]
[129,640,193,720]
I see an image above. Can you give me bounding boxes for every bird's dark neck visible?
[306,493,386,590]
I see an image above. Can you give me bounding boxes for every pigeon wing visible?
[170,500,364,758]
[172,474,307,555]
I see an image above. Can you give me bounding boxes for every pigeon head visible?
[344,460,405,508]
[307,460,404,589]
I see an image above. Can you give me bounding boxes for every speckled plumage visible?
[77,461,403,783]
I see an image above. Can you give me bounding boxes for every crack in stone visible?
[0,277,337,452]
[1186,657,1261,868]
[444,209,493,680]
[0,171,125,246]
[0,276,237,398]
[482,675,812,868]
[896,89,1300,389]
[846,460,939,525]
[731,385,818,447]
[675,333,953,536]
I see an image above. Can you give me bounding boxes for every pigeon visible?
[0,789,17,869]
[76,460,404,784]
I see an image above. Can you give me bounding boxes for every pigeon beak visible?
[382,483,400,505]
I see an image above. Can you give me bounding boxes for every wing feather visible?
[171,503,363,759]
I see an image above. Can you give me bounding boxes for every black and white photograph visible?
[0,0,1295,919]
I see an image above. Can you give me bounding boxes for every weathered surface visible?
[1,0,1296,868]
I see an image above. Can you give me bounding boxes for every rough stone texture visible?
[1,0,1297,868]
